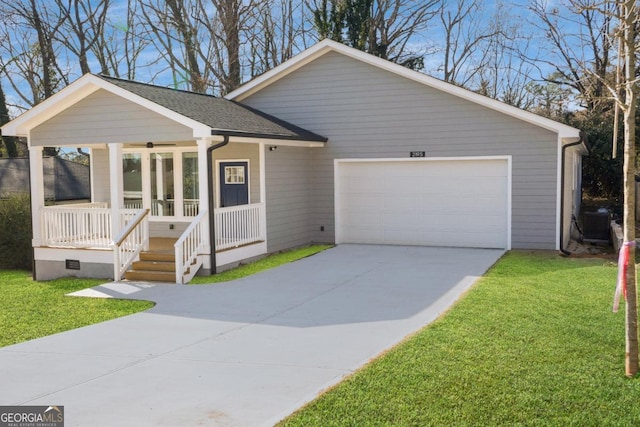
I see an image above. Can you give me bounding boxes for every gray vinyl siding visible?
[244,51,560,250]
[31,89,193,146]
[264,145,313,252]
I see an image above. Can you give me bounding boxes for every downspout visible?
[559,132,586,256]
[207,135,229,274]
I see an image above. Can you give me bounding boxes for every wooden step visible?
[140,251,175,263]
[124,269,176,283]
[125,248,177,282]
[131,260,175,272]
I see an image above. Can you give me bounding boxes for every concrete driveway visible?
[0,245,503,426]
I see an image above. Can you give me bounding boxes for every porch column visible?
[259,143,266,204]
[259,143,267,245]
[197,138,212,255]
[28,145,44,247]
[108,143,124,236]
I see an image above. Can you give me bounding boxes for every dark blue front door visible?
[219,161,249,207]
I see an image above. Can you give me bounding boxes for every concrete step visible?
[124,269,176,283]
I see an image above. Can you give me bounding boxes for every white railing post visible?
[175,209,208,284]
[111,209,150,281]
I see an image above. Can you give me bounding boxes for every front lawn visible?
[0,271,154,348]
[281,251,639,426]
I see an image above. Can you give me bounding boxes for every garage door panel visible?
[336,159,509,249]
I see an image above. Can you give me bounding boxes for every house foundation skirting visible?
[34,241,269,281]
[34,247,114,281]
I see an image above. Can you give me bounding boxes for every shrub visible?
[0,193,32,270]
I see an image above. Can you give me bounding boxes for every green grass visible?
[189,244,333,284]
[0,271,154,348]
[280,251,639,427]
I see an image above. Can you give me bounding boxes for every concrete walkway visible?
[0,245,503,426]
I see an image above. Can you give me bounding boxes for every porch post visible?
[108,143,123,237]
[28,145,44,247]
[259,143,266,203]
[259,143,267,245]
[197,138,212,256]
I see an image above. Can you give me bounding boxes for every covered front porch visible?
[2,73,326,283]
[31,138,269,283]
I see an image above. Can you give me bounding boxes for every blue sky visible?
[1,0,598,116]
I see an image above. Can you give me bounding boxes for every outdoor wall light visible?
[146,141,154,148]
[269,146,278,151]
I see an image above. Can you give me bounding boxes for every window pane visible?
[225,166,245,184]
[123,153,142,209]
[183,152,199,216]
[151,152,174,216]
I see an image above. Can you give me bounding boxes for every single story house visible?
[0,157,90,201]
[0,39,586,283]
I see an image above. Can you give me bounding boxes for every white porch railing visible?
[41,202,266,283]
[214,203,265,251]
[42,204,140,248]
[175,210,207,284]
[112,209,150,281]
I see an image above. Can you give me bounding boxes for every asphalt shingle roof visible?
[96,74,327,142]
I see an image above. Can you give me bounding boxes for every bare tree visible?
[438,0,505,87]
[248,0,312,77]
[368,0,440,67]
[92,0,152,79]
[615,0,639,377]
[54,0,110,75]
[473,2,541,108]
[0,0,68,106]
[309,0,440,69]
[140,0,209,92]
[141,0,266,95]
[0,0,69,108]
[527,0,617,111]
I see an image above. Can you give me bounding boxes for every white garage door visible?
[335,158,510,249]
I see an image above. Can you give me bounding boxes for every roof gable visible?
[227,39,581,141]
[98,75,326,142]
[1,74,327,144]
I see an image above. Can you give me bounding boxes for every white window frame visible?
[123,146,199,221]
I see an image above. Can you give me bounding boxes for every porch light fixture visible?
[269,145,278,151]
[146,141,154,148]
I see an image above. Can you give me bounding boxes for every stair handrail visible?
[175,209,208,284]
[111,208,150,281]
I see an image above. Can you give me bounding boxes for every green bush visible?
[0,193,32,270]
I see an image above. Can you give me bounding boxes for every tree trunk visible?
[0,82,18,157]
[622,0,638,377]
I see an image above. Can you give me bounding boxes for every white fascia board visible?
[1,74,211,139]
[228,39,581,139]
[1,74,100,137]
[224,135,325,147]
